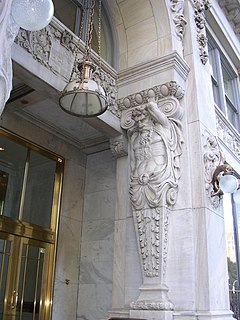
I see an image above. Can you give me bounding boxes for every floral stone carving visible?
[194,0,211,64]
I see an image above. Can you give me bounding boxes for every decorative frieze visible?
[193,0,211,64]
[216,110,240,161]
[170,0,187,40]
[202,131,224,208]
[219,0,240,40]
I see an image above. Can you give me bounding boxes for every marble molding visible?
[193,0,211,64]
[170,0,187,40]
[120,93,184,311]
[0,0,19,114]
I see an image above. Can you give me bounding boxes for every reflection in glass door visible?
[0,129,64,320]
[0,237,11,319]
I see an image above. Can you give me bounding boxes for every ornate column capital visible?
[116,81,184,118]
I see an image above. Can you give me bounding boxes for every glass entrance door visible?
[0,232,53,320]
[0,129,64,320]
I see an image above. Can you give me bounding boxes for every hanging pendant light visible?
[59,0,107,118]
[11,0,54,32]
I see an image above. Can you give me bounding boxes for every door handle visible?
[11,290,18,309]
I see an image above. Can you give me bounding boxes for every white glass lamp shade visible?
[59,79,108,118]
[11,0,54,31]
[219,174,239,193]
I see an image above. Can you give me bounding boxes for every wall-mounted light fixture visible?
[211,164,240,199]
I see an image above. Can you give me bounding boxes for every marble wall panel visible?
[128,41,158,68]
[201,207,229,310]
[118,0,153,29]
[167,209,196,311]
[126,17,157,53]
[77,150,116,320]
[52,281,79,320]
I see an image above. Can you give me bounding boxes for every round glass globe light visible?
[219,174,238,194]
[11,0,54,31]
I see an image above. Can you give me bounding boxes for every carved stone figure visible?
[121,97,183,310]
[128,100,183,210]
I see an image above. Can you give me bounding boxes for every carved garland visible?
[193,0,211,64]
[170,0,187,40]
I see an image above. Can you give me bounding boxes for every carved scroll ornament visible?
[170,0,187,40]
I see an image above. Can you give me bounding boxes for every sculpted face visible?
[132,107,152,132]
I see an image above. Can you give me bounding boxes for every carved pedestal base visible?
[130,284,174,311]
[130,309,173,320]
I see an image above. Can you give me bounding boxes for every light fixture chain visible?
[79,0,86,41]
[69,0,87,81]
[86,0,95,59]
[98,0,102,73]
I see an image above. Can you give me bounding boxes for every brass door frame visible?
[0,232,53,319]
[0,128,64,319]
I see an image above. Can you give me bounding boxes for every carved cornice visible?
[117,52,190,89]
[13,17,117,117]
[170,0,187,40]
[115,81,184,118]
[216,108,240,161]
[193,0,211,64]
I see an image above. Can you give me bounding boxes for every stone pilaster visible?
[0,0,19,113]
